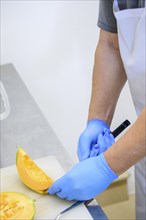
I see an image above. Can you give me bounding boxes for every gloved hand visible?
[77,119,115,161]
[48,153,118,201]
[89,130,115,157]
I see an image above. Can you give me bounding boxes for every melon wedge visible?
[16,147,53,193]
[0,192,35,220]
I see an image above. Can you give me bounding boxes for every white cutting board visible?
[1,156,93,220]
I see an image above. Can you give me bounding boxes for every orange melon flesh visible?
[16,147,53,192]
[0,192,35,220]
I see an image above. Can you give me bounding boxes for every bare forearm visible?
[88,30,127,125]
[105,107,146,176]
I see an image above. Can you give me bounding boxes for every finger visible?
[78,136,93,161]
[48,177,66,194]
[90,144,100,157]
[97,133,107,152]
[56,191,68,199]
[48,183,61,194]
[65,195,75,201]
[104,129,115,147]
[110,133,115,144]
[104,130,113,147]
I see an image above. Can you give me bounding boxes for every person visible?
[48,0,146,219]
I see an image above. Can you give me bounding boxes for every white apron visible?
[113,1,146,219]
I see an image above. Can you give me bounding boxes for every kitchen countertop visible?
[0,63,108,220]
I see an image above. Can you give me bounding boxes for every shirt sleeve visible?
[97,0,117,33]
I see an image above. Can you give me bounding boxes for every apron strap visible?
[113,0,120,12]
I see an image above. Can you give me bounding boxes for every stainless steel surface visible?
[0,81,10,120]
[0,63,108,220]
[0,63,73,171]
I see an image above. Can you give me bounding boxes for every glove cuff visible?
[87,118,110,129]
[100,153,118,180]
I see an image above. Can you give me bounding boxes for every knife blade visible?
[54,199,94,220]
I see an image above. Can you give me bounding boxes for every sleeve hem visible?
[97,20,118,34]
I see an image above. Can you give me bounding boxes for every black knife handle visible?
[112,119,131,138]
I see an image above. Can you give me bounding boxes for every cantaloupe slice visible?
[0,192,35,220]
[16,147,53,193]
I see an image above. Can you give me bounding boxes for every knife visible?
[54,199,94,220]
[54,119,131,220]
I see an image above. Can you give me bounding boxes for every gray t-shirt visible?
[98,0,145,33]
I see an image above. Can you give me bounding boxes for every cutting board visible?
[1,155,93,219]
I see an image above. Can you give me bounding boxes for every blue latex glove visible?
[90,130,115,157]
[48,153,118,201]
[77,119,115,161]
